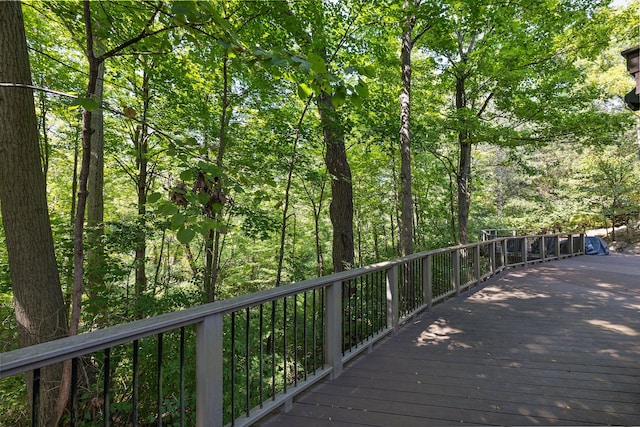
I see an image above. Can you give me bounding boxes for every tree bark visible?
[399,0,415,257]
[317,92,354,272]
[0,2,68,424]
[204,51,231,302]
[134,64,151,315]
[70,0,100,339]
[276,98,312,286]
[456,75,472,245]
[86,60,106,327]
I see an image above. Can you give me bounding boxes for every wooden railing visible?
[0,233,585,427]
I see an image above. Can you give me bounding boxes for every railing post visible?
[569,233,575,256]
[523,237,528,265]
[490,241,496,275]
[423,255,432,311]
[453,249,461,296]
[501,239,507,269]
[196,314,223,427]
[386,266,398,334]
[541,236,546,262]
[473,244,481,284]
[326,280,343,379]
[555,234,560,259]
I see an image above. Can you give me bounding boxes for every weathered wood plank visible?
[259,254,640,426]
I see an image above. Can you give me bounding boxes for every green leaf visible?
[177,227,196,244]
[69,97,100,111]
[180,169,193,181]
[197,192,211,204]
[360,65,376,78]
[198,161,222,177]
[308,52,327,75]
[158,202,178,216]
[297,83,312,100]
[355,80,369,99]
[351,92,362,107]
[170,213,187,230]
[184,137,198,147]
[332,85,347,108]
[148,192,163,203]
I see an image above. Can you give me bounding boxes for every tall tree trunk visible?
[204,51,231,302]
[70,0,101,338]
[399,1,415,257]
[134,64,151,315]
[86,61,106,327]
[0,3,68,424]
[456,74,472,245]
[317,92,354,272]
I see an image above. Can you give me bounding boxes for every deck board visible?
[259,254,640,426]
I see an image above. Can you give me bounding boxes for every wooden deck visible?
[259,254,640,426]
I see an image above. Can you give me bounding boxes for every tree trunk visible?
[276,99,312,286]
[86,61,106,327]
[317,92,354,272]
[134,65,151,315]
[456,75,472,245]
[70,0,101,338]
[399,2,415,257]
[204,51,231,302]
[0,2,68,424]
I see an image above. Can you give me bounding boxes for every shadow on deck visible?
[259,254,640,426]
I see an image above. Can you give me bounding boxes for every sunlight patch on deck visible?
[414,317,468,348]
[586,319,639,336]
[467,285,550,304]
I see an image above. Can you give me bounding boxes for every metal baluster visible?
[312,289,317,373]
[303,291,308,381]
[378,271,383,332]
[358,275,363,345]
[32,368,40,427]
[132,340,139,427]
[180,327,185,427]
[259,304,264,406]
[71,358,78,427]
[157,333,163,427]
[320,287,325,367]
[103,348,111,427]
[283,297,287,392]
[231,312,236,424]
[270,301,276,400]
[293,294,298,386]
[245,307,250,417]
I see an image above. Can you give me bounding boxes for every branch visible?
[477,92,494,118]
[0,82,76,98]
[411,23,432,45]
[97,5,176,62]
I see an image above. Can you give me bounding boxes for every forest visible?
[0,0,639,424]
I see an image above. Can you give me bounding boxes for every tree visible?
[419,0,617,243]
[0,1,68,423]
[399,0,431,256]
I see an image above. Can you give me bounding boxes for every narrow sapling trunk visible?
[134,64,152,315]
[276,98,312,286]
